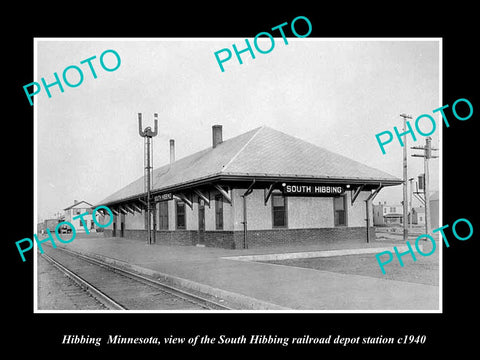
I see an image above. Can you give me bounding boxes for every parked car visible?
[59,224,72,234]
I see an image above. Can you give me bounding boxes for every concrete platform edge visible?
[62,247,290,311]
[222,244,421,262]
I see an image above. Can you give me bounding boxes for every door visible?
[198,203,205,245]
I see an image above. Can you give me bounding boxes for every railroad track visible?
[40,246,231,311]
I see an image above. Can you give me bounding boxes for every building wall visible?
[64,203,95,232]
[102,188,376,247]
[124,210,144,230]
[373,205,385,226]
[288,196,333,229]
[102,189,374,234]
[232,188,271,231]
[384,204,403,216]
[97,213,111,228]
[430,199,439,230]
[231,188,371,231]
[185,200,196,230]
[413,208,426,225]
[168,201,175,230]
[104,226,375,249]
[346,191,372,227]
[126,229,196,246]
[417,213,425,225]
[204,198,215,231]
[223,192,235,231]
[64,210,94,233]
[44,219,60,231]
[201,190,235,231]
[231,227,376,249]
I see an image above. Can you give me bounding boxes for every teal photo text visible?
[375,217,473,274]
[375,98,473,155]
[214,16,312,72]
[23,49,121,106]
[15,205,113,262]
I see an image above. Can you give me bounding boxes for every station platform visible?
[40,234,440,311]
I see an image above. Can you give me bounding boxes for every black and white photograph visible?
[7,7,478,356]
[33,38,441,312]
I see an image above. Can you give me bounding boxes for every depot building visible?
[95,125,402,249]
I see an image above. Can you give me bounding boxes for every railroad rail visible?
[40,246,231,311]
[41,252,126,310]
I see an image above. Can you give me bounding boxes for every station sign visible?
[281,183,346,197]
[154,193,173,202]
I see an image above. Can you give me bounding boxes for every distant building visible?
[411,207,425,225]
[45,218,61,231]
[430,191,439,230]
[63,200,95,232]
[373,202,403,226]
[37,218,61,234]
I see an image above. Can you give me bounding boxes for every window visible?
[272,194,287,228]
[383,208,387,214]
[176,201,186,229]
[158,201,169,230]
[215,195,223,230]
[334,196,347,226]
[390,207,396,212]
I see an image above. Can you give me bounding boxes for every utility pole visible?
[408,177,414,231]
[138,113,158,245]
[411,137,438,235]
[400,113,412,242]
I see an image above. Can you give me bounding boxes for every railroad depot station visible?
[95,125,402,249]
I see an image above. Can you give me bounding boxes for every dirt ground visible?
[264,250,439,286]
[37,253,105,310]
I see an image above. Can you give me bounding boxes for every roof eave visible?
[95,173,402,208]
[217,173,402,185]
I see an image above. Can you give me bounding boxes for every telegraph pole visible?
[400,113,412,242]
[138,113,158,245]
[411,137,438,235]
[408,177,414,230]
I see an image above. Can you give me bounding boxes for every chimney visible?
[74,200,78,204]
[212,125,223,148]
[169,139,175,164]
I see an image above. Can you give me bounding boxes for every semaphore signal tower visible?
[138,113,158,245]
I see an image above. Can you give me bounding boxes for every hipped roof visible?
[97,126,401,206]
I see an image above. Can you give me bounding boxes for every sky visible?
[35,38,440,221]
